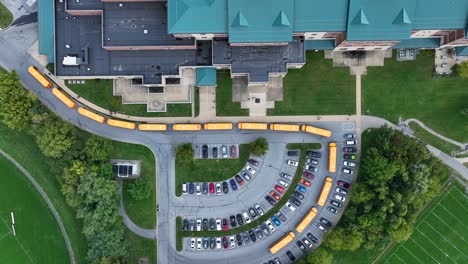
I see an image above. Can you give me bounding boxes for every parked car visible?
[223,218,229,231]
[245,165,257,175]
[344,133,356,139]
[189,219,195,231]
[295,185,307,193]
[255,227,264,239]
[222,181,229,193]
[249,229,257,242]
[202,218,209,231]
[221,145,228,158]
[335,187,347,195]
[229,236,236,248]
[287,159,299,166]
[278,179,289,188]
[328,206,338,214]
[286,251,296,261]
[343,147,357,153]
[188,182,194,194]
[343,154,356,160]
[296,240,306,252]
[212,147,218,158]
[334,193,346,202]
[240,170,251,181]
[304,164,318,172]
[320,218,332,227]
[275,185,285,194]
[306,158,319,165]
[202,145,208,158]
[182,183,187,194]
[330,200,342,208]
[230,145,236,158]
[209,218,216,230]
[236,214,244,226]
[249,159,259,166]
[248,207,258,219]
[229,179,238,191]
[182,219,189,231]
[216,183,222,195]
[196,183,201,195]
[235,234,243,246]
[303,171,315,179]
[343,160,357,167]
[209,182,215,194]
[342,168,354,174]
[242,211,252,224]
[276,211,287,222]
[303,237,313,248]
[346,140,356,145]
[286,201,296,211]
[306,151,321,158]
[210,237,215,249]
[280,173,293,181]
[190,238,196,250]
[235,175,244,186]
[261,224,271,236]
[265,219,276,232]
[270,191,281,201]
[290,196,302,207]
[230,215,237,228]
[222,236,229,249]
[196,219,202,231]
[203,238,209,249]
[317,223,328,232]
[287,150,299,156]
[265,195,277,206]
[216,237,222,249]
[254,203,264,216]
[201,182,208,194]
[306,233,318,243]
[338,180,351,189]
[271,216,281,226]
[242,232,250,244]
[300,178,311,187]
[197,238,202,250]
[293,191,304,200]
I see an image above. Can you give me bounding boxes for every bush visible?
[84,135,113,162]
[176,143,194,160]
[251,137,269,156]
[127,178,151,201]
[299,248,333,264]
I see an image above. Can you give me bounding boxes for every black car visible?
[203,237,209,249]
[343,147,357,153]
[306,233,318,243]
[276,211,287,222]
[209,218,216,230]
[230,215,237,227]
[182,219,189,231]
[222,181,229,193]
[235,234,243,246]
[248,159,259,166]
[330,200,342,208]
[235,175,244,185]
[265,195,277,206]
[242,232,250,244]
[320,218,332,227]
[212,147,218,158]
[236,213,244,226]
[202,218,209,231]
[248,230,257,242]
[210,237,216,249]
[306,151,322,158]
[290,196,302,207]
[343,153,356,160]
[248,208,258,219]
[296,240,307,252]
[286,250,296,261]
[327,206,338,214]
[287,150,299,157]
[188,182,194,194]
[293,191,304,200]
[189,219,195,231]
[202,145,208,158]
[202,182,208,194]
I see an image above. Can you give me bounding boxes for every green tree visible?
[251,137,269,156]
[35,117,77,158]
[453,61,468,78]
[299,248,333,264]
[61,160,85,208]
[0,71,37,130]
[176,143,194,160]
[127,178,151,201]
[84,135,113,162]
[324,227,364,251]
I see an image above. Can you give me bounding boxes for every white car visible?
[334,193,346,202]
[278,180,289,188]
[197,238,202,250]
[182,183,187,194]
[343,160,357,167]
[196,184,201,195]
[265,219,276,232]
[285,201,296,211]
[216,183,222,195]
[346,140,357,146]
[216,237,222,249]
[245,165,257,175]
[215,218,222,231]
[254,203,264,216]
[196,219,202,231]
[221,145,228,158]
[287,159,299,167]
[229,236,236,248]
[342,168,354,174]
[190,238,196,250]
[335,187,347,195]
[242,211,252,224]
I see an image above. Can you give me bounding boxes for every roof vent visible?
[352,9,369,25]
[231,10,248,27]
[273,11,291,27]
[393,8,411,24]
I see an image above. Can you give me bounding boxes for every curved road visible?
[0,149,76,264]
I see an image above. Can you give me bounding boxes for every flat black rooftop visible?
[103,2,194,47]
[66,0,102,11]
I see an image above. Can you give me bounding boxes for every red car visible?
[222,218,229,231]
[209,183,215,194]
[230,145,236,158]
[303,171,315,179]
[338,180,351,189]
[274,185,285,194]
[222,236,229,249]
[270,191,281,201]
[235,175,244,186]
[300,178,311,187]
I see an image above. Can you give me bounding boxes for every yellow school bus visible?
[173,124,202,131]
[28,66,52,88]
[270,232,295,254]
[51,88,76,109]
[203,123,233,130]
[77,107,105,123]
[107,119,136,130]
[296,207,318,233]
[317,177,333,207]
[269,123,300,132]
[138,124,167,131]
[237,122,268,130]
[329,142,337,172]
[301,125,332,138]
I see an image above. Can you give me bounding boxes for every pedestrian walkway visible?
[198,86,216,119]
[404,118,467,150]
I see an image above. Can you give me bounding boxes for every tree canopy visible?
[176,143,194,160]
[127,178,152,201]
[251,137,269,156]
[453,61,468,78]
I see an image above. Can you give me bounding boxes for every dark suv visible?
[222,181,229,193]
[202,145,208,158]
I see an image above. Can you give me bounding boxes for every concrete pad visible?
[198,86,216,119]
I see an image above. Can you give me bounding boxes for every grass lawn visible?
[125,230,157,264]
[380,182,467,264]
[113,142,156,229]
[409,123,460,154]
[268,51,356,115]
[194,87,200,117]
[0,123,88,263]
[0,156,70,263]
[68,79,192,117]
[362,53,468,142]
[0,3,13,29]
[216,71,249,116]
[175,144,252,196]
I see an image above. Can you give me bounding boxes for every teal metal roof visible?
[228,0,293,43]
[293,0,349,32]
[347,0,416,41]
[305,39,336,50]
[456,46,468,56]
[196,67,217,86]
[38,0,55,63]
[392,38,440,49]
[168,0,228,34]
[413,0,468,30]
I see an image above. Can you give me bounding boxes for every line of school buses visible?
[30,66,337,255]
[29,66,333,136]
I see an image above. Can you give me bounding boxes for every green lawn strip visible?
[0,156,70,264]
[68,79,192,117]
[125,229,157,264]
[329,241,390,264]
[455,153,468,158]
[215,71,249,116]
[268,51,356,116]
[194,87,200,117]
[362,52,468,142]
[0,3,13,29]
[175,144,252,196]
[0,123,88,264]
[178,143,321,247]
[409,123,460,154]
[113,142,157,229]
[176,217,183,252]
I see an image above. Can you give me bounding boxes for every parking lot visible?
[194,144,240,159]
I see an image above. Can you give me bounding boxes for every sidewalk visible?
[404,118,467,150]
